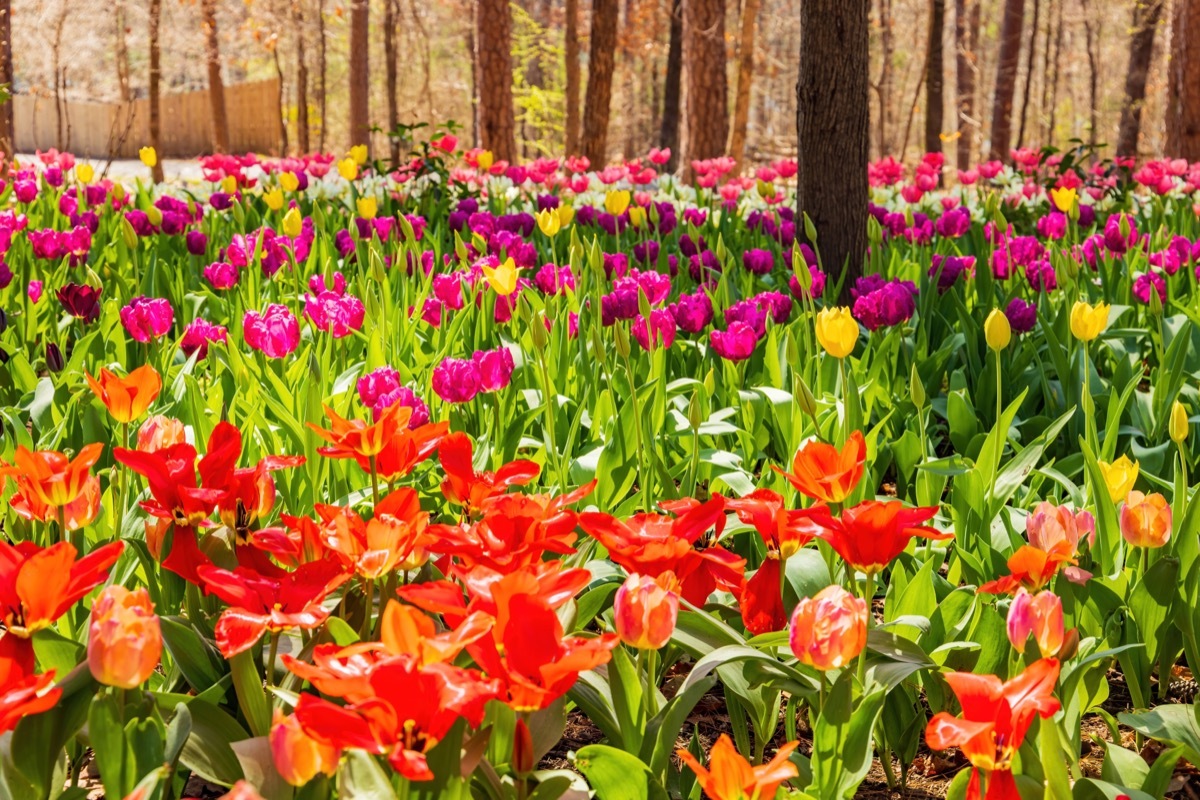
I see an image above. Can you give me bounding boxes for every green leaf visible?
[160,616,225,692]
[88,695,134,800]
[807,672,886,799]
[228,650,271,738]
[173,699,248,787]
[1120,705,1200,764]
[337,751,398,800]
[575,744,667,800]
[12,665,97,798]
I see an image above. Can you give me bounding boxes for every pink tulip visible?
[203,261,239,290]
[120,296,174,343]
[1006,588,1064,658]
[471,347,514,393]
[243,304,300,359]
[431,357,481,404]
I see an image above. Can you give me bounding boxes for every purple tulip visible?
[120,296,174,342]
[1004,297,1038,334]
[472,347,515,393]
[181,318,228,360]
[243,304,300,359]
[431,357,482,404]
[709,321,759,361]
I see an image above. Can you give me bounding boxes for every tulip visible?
[788,584,868,671]
[57,283,102,324]
[76,163,94,184]
[1097,455,1139,504]
[263,188,284,212]
[1006,588,1064,658]
[1050,186,1077,213]
[87,585,162,689]
[482,257,521,296]
[613,572,680,650]
[243,305,300,359]
[1069,300,1110,341]
[137,415,186,453]
[279,171,300,192]
[628,206,647,228]
[536,208,561,237]
[605,189,631,217]
[556,204,575,227]
[282,207,303,239]
[1171,399,1189,444]
[356,195,377,220]
[814,306,859,358]
[120,296,174,343]
[1120,490,1171,549]
[221,174,238,195]
[86,365,162,424]
[349,144,369,165]
[476,149,495,170]
[336,157,357,181]
[270,710,339,786]
[677,735,798,800]
[139,146,157,168]
[984,308,1011,351]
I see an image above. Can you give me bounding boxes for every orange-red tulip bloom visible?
[0,666,61,735]
[1006,589,1065,659]
[807,500,947,576]
[676,734,799,800]
[314,488,433,578]
[87,585,162,688]
[613,572,680,650]
[0,540,124,639]
[439,431,539,512]
[788,584,868,671]
[6,472,101,531]
[774,430,866,504]
[2,443,104,508]
[926,658,1061,800]
[308,402,409,460]
[86,365,162,423]
[1120,490,1172,549]
[270,710,340,787]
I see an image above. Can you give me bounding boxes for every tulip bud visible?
[0,307,6,334]
[120,216,138,250]
[802,211,818,244]
[614,572,680,650]
[87,586,162,689]
[614,323,631,358]
[145,205,162,227]
[1150,286,1163,316]
[45,342,64,373]
[270,711,339,787]
[788,585,867,671]
[590,326,606,368]
[398,213,416,242]
[984,308,1011,351]
[138,146,157,168]
[814,307,859,359]
[77,163,94,184]
[688,390,704,431]
[1120,491,1172,548]
[137,414,186,453]
[529,309,549,352]
[1171,399,1189,445]
[512,718,535,774]
[909,362,926,408]
[1097,455,1139,504]
[1006,588,1065,658]
[795,374,817,417]
[282,207,303,239]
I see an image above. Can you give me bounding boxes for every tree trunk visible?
[115,0,133,102]
[988,0,1024,160]
[924,0,945,157]
[0,0,14,163]
[953,0,977,168]
[580,0,619,164]
[476,0,517,161]
[466,2,479,147]
[564,0,581,155]
[1015,0,1039,147]
[294,0,310,154]
[317,0,327,151]
[201,0,230,153]
[685,0,728,169]
[798,0,869,289]
[385,0,400,163]
[348,0,370,150]
[52,7,66,150]
[148,0,164,181]
[1046,0,1062,139]
[728,0,760,172]
[659,0,683,170]
[273,43,289,154]
[1080,0,1099,152]
[1116,0,1163,156]
[876,0,895,157]
[1166,0,1200,159]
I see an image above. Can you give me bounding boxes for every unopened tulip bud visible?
[614,572,680,650]
[788,585,867,671]
[1006,588,1065,658]
[1120,490,1172,548]
[270,710,339,787]
[795,375,818,417]
[1171,400,1189,445]
[984,308,1011,351]
[513,718,534,774]
[909,362,926,408]
[282,207,303,239]
[45,342,64,373]
[88,586,162,689]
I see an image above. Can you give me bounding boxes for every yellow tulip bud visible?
[628,205,647,229]
[1097,455,1139,504]
[984,309,1011,351]
[476,149,494,171]
[145,205,162,227]
[1171,399,1189,445]
[349,144,369,165]
[282,206,303,239]
[263,188,284,212]
[605,190,631,217]
[356,195,378,220]
[139,146,157,168]
[1049,186,1077,214]
[220,174,238,195]
[556,204,575,227]
[814,307,859,359]
[481,257,520,296]
[280,171,300,192]
[337,158,358,181]
[76,163,94,184]
[536,209,561,238]
[1069,300,1110,342]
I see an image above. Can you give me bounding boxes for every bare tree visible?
[294,0,310,154]
[728,0,761,172]
[989,0,1024,160]
[659,0,682,170]
[580,0,619,164]
[1167,0,1200,159]
[798,0,869,289]
[317,0,327,151]
[924,0,945,158]
[1016,0,1040,147]
[874,0,896,158]
[1080,0,1100,151]
[476,0,517,161]
[385,0,400,162]
[564,0,581,155]
[348,0,369,150]
[954,0,979,168]
[115,0,132,103]
[1116,0,1164,156]
[685,0,728,168]
[202,0,230,153]
[0,0,14,162]
[148,0,164,181]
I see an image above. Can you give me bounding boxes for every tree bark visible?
[294,0,310,154]
[564,0,581,155]
[924,0,945,158]
[1167,0,1200,159]
[317,0,328,151]
[476,0,517,161]
[385,0,400,163]
[728,0,760,172]
[988,0,1024,160]
[659,0,683,170]
[581,0,619,164]
[1015,0,1039,147]
[875,0,895,158]
[798,0,869,290]
[953,0,977,168]
[1116,0,1163,156]
[685,0,728,169]
[0,0,14,163]
[1080,0,1099,152]
[148,0,164,181]
[202,0,230,153]
[1046,0,1063,139]
[348,0,370,151]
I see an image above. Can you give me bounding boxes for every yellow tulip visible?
[482,257,520,296]
[1097,455,1139,504]
[139,146,157,168]
[605,190,631,217]
[282,206,303,239]
[536,209,561,238]
[814,307,859,359]
[476,149,495,171]
[1069,300,1110,342]
[349,144,369,165]
[220,174,238,195]
[984,309,1011,351]
[337,158,358,181]
[1171,399,1189,445]
[356,195,378,220]
[146,205,163,227]
[628,206,648,229]
[76,163,94,184]
[1049,186,1077,214]
[280,171,300,192]
[263,188,284,212]
[556,204,575,227]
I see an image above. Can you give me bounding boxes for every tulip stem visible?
[115,422,129,539]
[838,358,849,445]
[361,578,375,639]
[856,571,875,689]
[643,647,659,721]
[266,631,280,688]
[369,454,380,507]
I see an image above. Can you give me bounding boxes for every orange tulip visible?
[773,430,866,504]
[86,365,162,424]
[788,584,868,670]
[7,473,101,531]
[137,414,186,452]
[308,401,411,460]
[87,585,162,688]
[270,710,340,787]
[676,734,799,800]
[1,443,104,508]
[1120,490,1172,548]
[1006,588,1065,658]
[0,539,124,638]
[613,572,680,650]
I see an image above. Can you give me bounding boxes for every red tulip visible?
[438,432,539,512]
[807,500,947,575]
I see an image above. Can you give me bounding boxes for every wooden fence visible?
[14,79,284,159]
